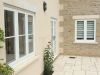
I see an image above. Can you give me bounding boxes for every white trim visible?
[14,11,19,60]
[4,2,37,13]
[4,6,35,16]
[25,14,29,55]
[84,20,87,40]
[33,14,36,54]
[28,34,33,36]
[73,15,99,19]
[5,36,16,39]
[94,20,96,42]
[75,20,96,43]
[74,41,98,44]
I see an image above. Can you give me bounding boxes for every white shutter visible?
[77,21,84,40]
[87,21,94,40]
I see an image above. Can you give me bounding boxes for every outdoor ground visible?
[53,55,100,75]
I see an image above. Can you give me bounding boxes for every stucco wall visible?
[59,0,100,56]
[0,0,59,75]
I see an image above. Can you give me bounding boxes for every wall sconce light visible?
[43,1,47,12]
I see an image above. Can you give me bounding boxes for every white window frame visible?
[4,6,35,67]
[75,19,96,43]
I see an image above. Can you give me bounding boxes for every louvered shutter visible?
[77,21,84,40]
[87,21,94,40]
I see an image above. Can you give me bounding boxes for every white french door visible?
[51,18,56,56]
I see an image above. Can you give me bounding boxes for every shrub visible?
[0,28,4,42]
[0,63,14,75]
[43,42,54,75]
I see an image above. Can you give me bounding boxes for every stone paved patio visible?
[53,55,100,75]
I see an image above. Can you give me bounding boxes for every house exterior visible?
[1,0,100,75]
[59,0,100,56]
[0,0,59,75]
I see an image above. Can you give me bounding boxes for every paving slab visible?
[53,55,99,75]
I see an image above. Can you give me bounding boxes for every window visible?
[75,20,96,43]
[4,9,34,63]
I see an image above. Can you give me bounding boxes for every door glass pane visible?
[4,10,14,37]
[5,38,15,63]
[19,36,26,57]
[28,35,33,53]
[18,13,25,35]
[28,15,33,34]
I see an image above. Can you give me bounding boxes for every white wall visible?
[0,0,59,75]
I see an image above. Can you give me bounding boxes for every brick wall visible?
[59,0,100,56]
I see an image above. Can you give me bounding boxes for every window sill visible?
[74,41,98,44]
[9,54,39,74]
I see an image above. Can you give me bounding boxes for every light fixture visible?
[43,1,47,12]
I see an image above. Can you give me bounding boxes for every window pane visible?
[28,15,33,34]
[18,13,25,35]
[77,31,84,40]
[4,10,14,37]
[28,35,33,53]
[87,31,94,40]
[77,21,84,40]
[87,21,94,31]
[19,36,26,57]
[77,21,84,31]
[87,21,94,40]
[5,38,15,63]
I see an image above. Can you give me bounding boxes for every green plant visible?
[0,28,4,48]
[0,63,14,75]
[43,42,54,75]
[0,28,4,42]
